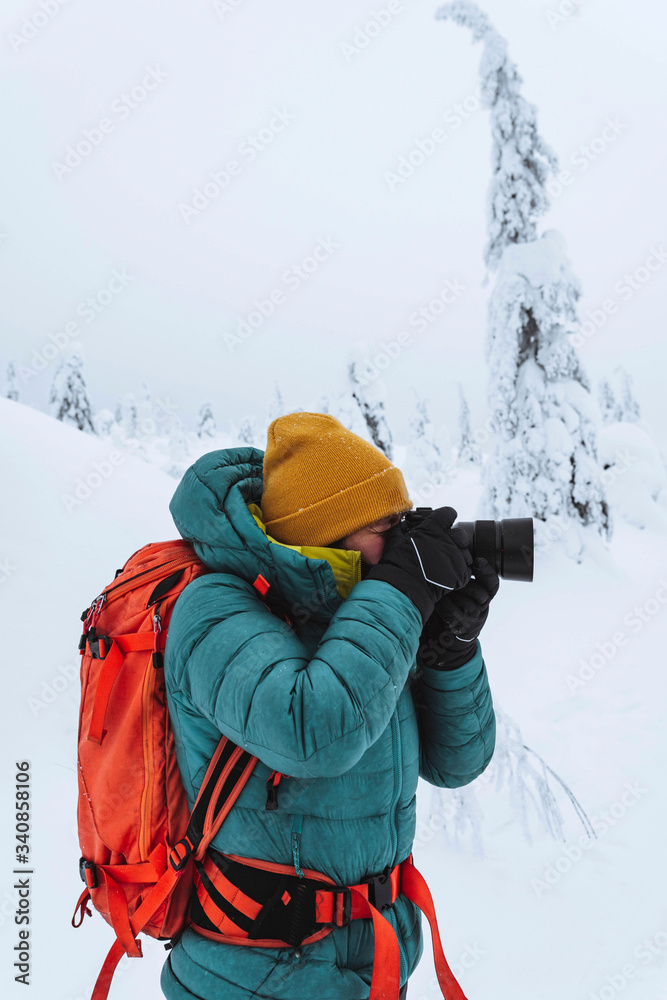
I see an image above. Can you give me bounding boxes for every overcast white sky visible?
[1,0,665,446]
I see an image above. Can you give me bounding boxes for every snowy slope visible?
[2,399,667,1000]
[0,398,178,1000]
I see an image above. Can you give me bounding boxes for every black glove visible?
[418,556,499,670]
[366,506,473,623]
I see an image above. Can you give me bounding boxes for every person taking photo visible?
[160,411,498,1000]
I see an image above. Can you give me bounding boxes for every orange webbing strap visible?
[197,751,259,859]
[90,940,126,1000]
[313,864,402,924]
[71,888,92,928]
[193,869,250,937]
[399,858,468,1000]
[86,632,156,744]
[200,856,264,922]
[100,872,143,958]
[88,845,190,1000]
[348,888,401,1000]
[182,736,259,863]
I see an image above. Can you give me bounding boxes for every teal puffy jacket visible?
[160,448,495,1000]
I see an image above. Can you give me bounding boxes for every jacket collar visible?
[169,447,361,618]
[247,503,361,600]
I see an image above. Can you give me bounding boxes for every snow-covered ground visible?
[2,397,666,1000]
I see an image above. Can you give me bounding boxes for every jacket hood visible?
[169,447,361,618]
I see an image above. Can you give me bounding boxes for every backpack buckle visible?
[169,838,193,873]
[361,865,394,911]
[79,857,99,889]
[87,633,111,659]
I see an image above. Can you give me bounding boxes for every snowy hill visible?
[0,398,177,1000]
[2,398,667,999]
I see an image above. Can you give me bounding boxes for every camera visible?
[401,507,534,582]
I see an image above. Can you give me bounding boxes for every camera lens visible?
[455,519,534,582]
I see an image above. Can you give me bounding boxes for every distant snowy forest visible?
[4,341,662,544]
[4,2,666,553]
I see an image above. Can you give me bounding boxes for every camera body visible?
[401,507,534,582]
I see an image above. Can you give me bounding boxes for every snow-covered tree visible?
[197,402,217,439]
[48,344,96,433]
[237,416,256,446]
[267,382,285,425]
[94,408,115,437]
[457,383,481,464]
[597,377,621,425]
[407,395,446,484]
[597,421,667,532]
[429,705,595,857]
[437,1,558,275]
[315,393,331,415]
[344,346,394,458]
[164,415,190,478]
[119,392,138,440]
[5,360,19,401]
[440,2,610,549]
[480,232,611,542]
[136,381,154,438]
[335,390,371,442]
[614,366,641,423]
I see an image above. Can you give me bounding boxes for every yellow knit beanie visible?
[261,412,412,546]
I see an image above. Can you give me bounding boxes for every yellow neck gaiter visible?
[247,503,361,600]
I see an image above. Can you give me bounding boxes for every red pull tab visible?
[253,574,270,597]
[265,770,283,810]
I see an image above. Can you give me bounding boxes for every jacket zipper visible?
[291,814,304,879]
[389,710,402,865]
[389,708,407,984]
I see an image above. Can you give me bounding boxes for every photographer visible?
[161,411,497,1000]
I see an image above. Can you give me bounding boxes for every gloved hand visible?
[366,507,473,623]
[418,556,500,670]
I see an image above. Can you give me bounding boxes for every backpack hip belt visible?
[188,849,468,1000]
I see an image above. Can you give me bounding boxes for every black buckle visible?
[79,857,99,889]
[87,632,111,659]
[362,865,393,911]
[169,838,193,873]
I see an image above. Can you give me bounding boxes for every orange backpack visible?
[72,540,261,1000]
